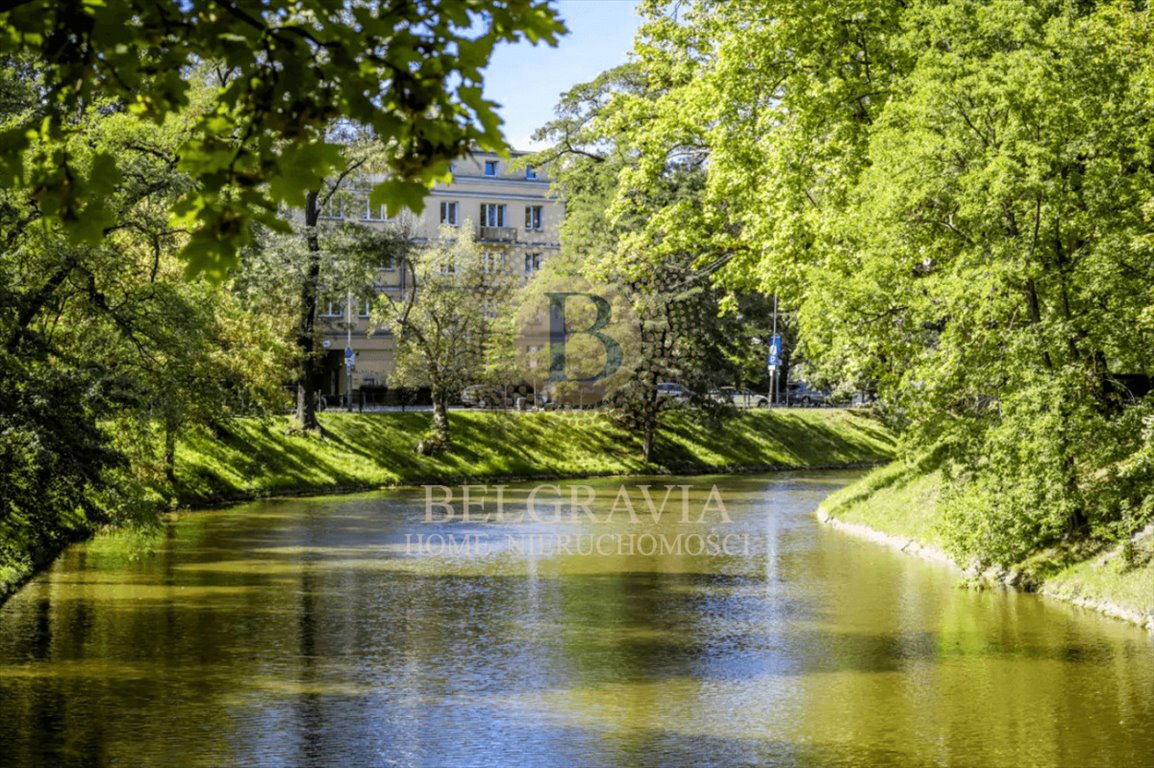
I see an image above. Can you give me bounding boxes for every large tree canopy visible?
[0,0,564,277]
[592,0,1154,565]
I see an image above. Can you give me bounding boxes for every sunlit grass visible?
[174,410,895,507]
[820,463,947,550]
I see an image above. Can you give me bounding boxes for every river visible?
[0,472,1150,767]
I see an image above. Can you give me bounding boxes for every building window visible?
[378,253,396,272]
[526,166,537,180]
[525,205,543,231]
[363,199,387,221]
[480,203,506,228]
[483,252,506,274]
[524,253,541,274]
[359,298,372,318]
[440,200,459,226]
[318,198,343,220]
[484,160,498,176]
[319,296,342,317]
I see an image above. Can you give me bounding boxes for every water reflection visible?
[0,473,1150,767]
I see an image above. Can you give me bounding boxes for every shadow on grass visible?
[173,410,895,507]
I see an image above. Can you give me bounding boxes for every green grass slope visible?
[174,409,895,506]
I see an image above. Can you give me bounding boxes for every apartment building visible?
[315,149,562,402]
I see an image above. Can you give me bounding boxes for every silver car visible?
[709,386,770,408]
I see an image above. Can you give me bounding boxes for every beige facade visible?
[315,149,562,400]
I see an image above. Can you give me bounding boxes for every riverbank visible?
[174,409,894,505]
[0,409,894,603]
[817,463,1154,630]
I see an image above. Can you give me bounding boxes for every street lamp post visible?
[346,289,354,413]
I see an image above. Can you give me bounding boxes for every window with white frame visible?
[526,166,537,179]
[480,203,506,228]
[440,200,459,226]
[525,205,543,231]
[319,296,342,317]
[524,253,541,274]
[484,160,498,176]
[378,253,396,272]
[362,199,387,221]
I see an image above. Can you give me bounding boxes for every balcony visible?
[479,226,517,243]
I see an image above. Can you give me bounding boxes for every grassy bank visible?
[819,463,1154,629]
[174,408,894,506]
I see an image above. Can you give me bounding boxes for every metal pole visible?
[346,289,353,412]
[771,294,778,406]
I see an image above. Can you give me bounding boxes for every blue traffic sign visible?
[767,335,782,367]
[345,346,354,358]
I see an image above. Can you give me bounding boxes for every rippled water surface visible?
[1,472,1151,767]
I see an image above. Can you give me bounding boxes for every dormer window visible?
[484,160,498,177]
[526,166,537,179]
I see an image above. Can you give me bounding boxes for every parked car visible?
[463,384,553,409]
[461,384,508,408]
[656,382,693,403]
[709,386,770,408]
[787,381,832,407]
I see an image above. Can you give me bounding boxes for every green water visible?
[0,472,1150,767]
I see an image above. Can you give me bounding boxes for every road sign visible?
[767,335,782,368]
[345,346,354,358]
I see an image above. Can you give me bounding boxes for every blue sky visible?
[483,0,644,151]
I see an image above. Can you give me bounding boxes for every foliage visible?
[0,1,567,590]
[526,64,767,460]
[375,226,516,445]
[238,160,413,431]
[0,0,565,277]
[609,0,1154,565]
[0,59,286,583]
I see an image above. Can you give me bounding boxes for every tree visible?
[0,62,293,574]
[526,64,756,460]
[238,156,412,431]
[620,0,1154,564]
[376,226,515,450]
[0,0,565,277]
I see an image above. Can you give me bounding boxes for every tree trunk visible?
[163,417,178,484]
[431,381,451,444]
[295,190,322,432]
[642,415,655,463]
[6,265,70,354]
